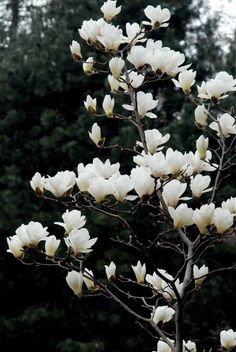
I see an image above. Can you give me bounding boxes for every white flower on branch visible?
[124,23,145,45]
[89,123,105,147]
[110,174,134,202]
[84,95,97,115]
[7,236,24,258]
[70,40,82,61]
[196,135,209,160]
[55,209,86,234]
[172,69,196,94]
[190,174,212,198]
[162,180,187,208]
[154,340,173,352]
[138,152,167,178]
[93,158,120,179]
[193,204,215,234]
[43,171,76,198]
[100,0,121,22]
[143,5,171,29]
[209,113,236,138]
[137,129,170,154]
[187,151,216,173]
[127,45,148,70]
[193,264,209,287]
[131,166,155,198]
[152,305,175,325]
[131,261,146,283]
[105,261,116,281]
[109,57,124,79]
[184,340,197,352]
[88,177,111,203]
[45,235,60,257]
[15,221,49,247]
[120,71,145,91]
[168,204,194,229]
[83,269,95,290]
[220,329,236,350]
[66,270,83,296]
[146,269,167,291]
[30,172,44,196]
[165,148,188,175]
[123,91,159,119]
[161,277,183,302]
[65,228,97,254]
[97,22,124,51]
[213,208,234,235]
[194,105,208,128]
[83,57,94,74]
[108,75,120,92]
[79,18,106,45]
[222,197,236,215]
[102,94,115,117]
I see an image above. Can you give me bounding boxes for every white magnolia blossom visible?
[108,74,120,92]
[83,57,94,74]
[97,22,124,51]
[137,129,170,154]
[187,151,216,174]
[220,329,236,350]
[7,236,24,258]
[137,152,167,178]
[30,172,44,195]
[84,95,97,114]
[131,166,155,198]
[93,158,120,179]
[190,174,211,198]
[125,22,145,45]
[143,5,171,29]
[103,94,115,116]
[165,148,187,175]
[193,264,209,287]
[162,180,187,208]
[83,269,95,290]
[89,123,104,147]
[123,91,159,119]
[100,0,121,22]
[161,278,183,302]
[131,261,146,283]
[146,269,167,291]
[195,105,208,128]
[213,208,234,234]
[184,340,197,352]
[127,45,148,69]
[45,235,60,257]
[79,18,106,44]
[209,113,236,138]
[43,171,76,198]
[222,197,236,214]
[88,177,111,203]
[198,71,236,101]
[155,340,173,352]
[196,135,209,160]
[172,70,196,94]
[66,271,83,296]
[120,71,145,91]
[55,209,86,234]
[70,40,82,61]
[152,305,175,324]
[168,204,194,229]
[15,221,49,247]
[105,261,116,280]
[109,57,124,79]
[193,204,215,234]
[110,174,133,202]
[65,228,97,254]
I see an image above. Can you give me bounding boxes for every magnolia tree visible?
[6,1,236,351]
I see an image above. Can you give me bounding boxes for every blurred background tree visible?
[0,1,235,351]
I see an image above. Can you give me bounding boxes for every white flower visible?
[193,204,215,234]
[70,40,82,61]
[143,5,171,29]
[103,94,115,117]
[108,75,120,92]
[131,261,146,283]
[172,70,196,94]
[142,152,167,178]
[88,177,111,203]
[137,129,170,154]
[184,340,197,352]
[125,23,145,45]
[222,197,236,215]
[100,0,121,22]
[66,271,83,296]
[131,167,155,198]
[83,57,94,74]
[105,261,116,280]
[93,158,120,179]
[97,22,124,51]
[123,91,158,119]
[220,329,236,350]
[196,135,209,160]
[165,148,187,175]
[83,269,95,290]
[155,340,173,352]
[55,209,86,234]
[161,278,182,302]
[30,172,44,196]
[79,18,106,44]
[195,105,208,128]
[127,45,148,70]
[162,180,187,208]
[209,113,236,138]
[146,269,167,291]
[45,235,60,257]
[43,171,76,198]
[193,264,209,287]
[7,236,24,258]
[110,174,133,202]
[109,57,124,79]
[213,208,234,234]
[84,95,97,115]
[89,123,105,147]
[168,204,194,229]
[65,228,97,254]
[15,221,49,247]
[152,306,175,324]
[190,175,211,198]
